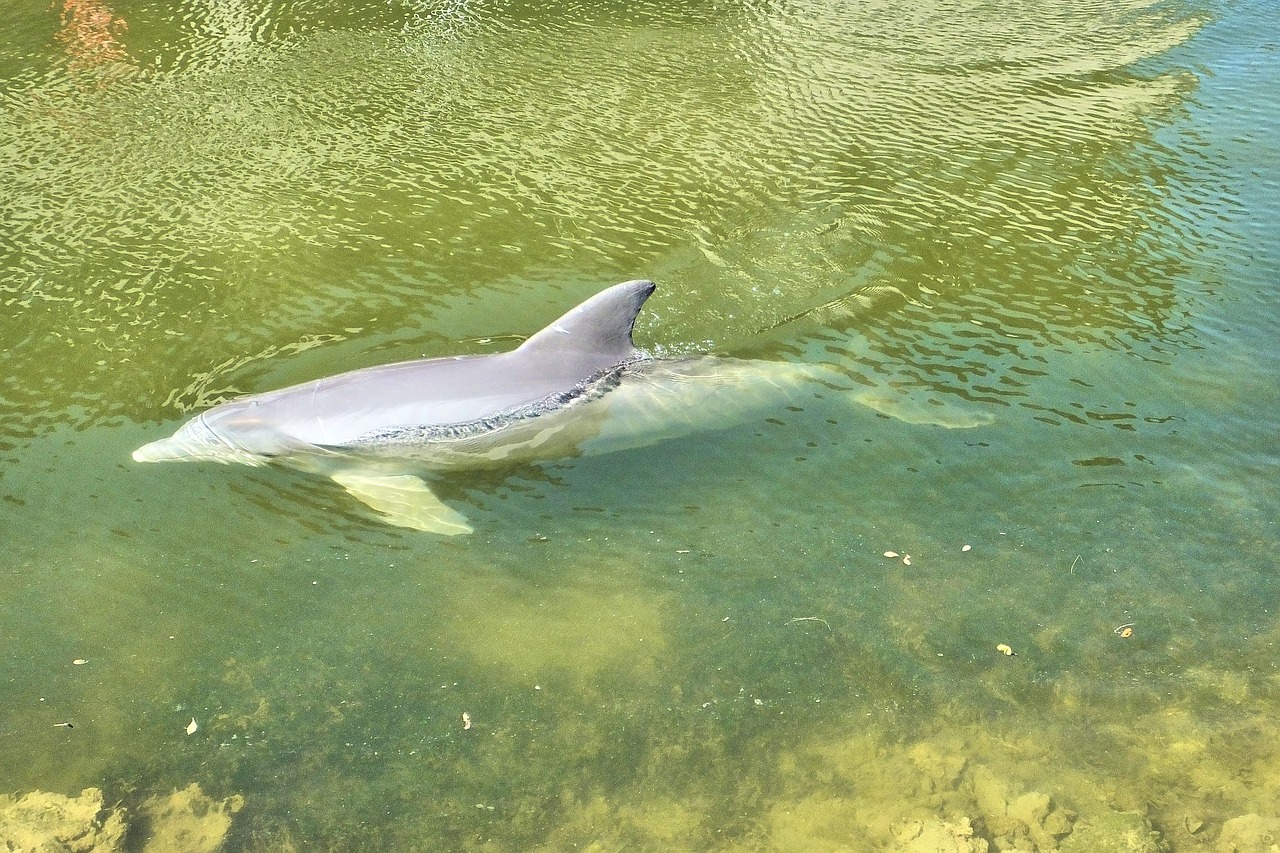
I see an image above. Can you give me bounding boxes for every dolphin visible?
[133,280,830,534]
[133,279,988,534]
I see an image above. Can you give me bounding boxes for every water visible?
[1,0,1277,849]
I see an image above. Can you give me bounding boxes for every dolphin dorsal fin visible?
[516,279,656,363]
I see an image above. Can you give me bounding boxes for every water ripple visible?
[0,0,1219,439]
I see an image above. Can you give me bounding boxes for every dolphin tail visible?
[851,390,995,429]
[330,471,473,535]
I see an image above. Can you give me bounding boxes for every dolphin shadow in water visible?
[133,280,989,534]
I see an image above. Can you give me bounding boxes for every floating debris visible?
[902,554,912,566]
[962,545,972,552]
[785,616,832,630]
[462,712,472,731]
[54,721,74,729]
[72,659,88,666]
[1114,623,1135,638]
[883,551,900,558]
[185,718,198,735]
[996,643,1015,656]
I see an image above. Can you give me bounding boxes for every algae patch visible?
[0,784,242,853]
[137,784,245,853]
[441,570,668,680]
[0,788,124,853]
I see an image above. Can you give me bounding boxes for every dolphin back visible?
[134,280,659,458]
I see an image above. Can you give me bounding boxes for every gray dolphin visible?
[133,280,829,533]
[133,279,988,534]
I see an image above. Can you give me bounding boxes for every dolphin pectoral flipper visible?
[330,472,473,535]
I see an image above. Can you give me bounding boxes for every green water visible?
[2,0,1278,849]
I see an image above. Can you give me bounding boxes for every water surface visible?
[2,0,1278,849]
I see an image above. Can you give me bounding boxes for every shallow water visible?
[1,0,1278,850]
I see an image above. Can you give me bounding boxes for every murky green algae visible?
[3,0,1279,850]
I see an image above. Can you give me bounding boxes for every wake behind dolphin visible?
[133,279,989,534]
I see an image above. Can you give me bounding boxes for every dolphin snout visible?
[133,416,227,463]
[132,437,186,462]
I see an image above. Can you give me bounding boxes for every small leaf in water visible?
[186,718,198,735]
[72,659,88,665]
[883,551,899,558]
[902,555,912,566]
[996,644,1015,656]
[962,545,972,552]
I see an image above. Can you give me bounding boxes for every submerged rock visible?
[138,783,245,853]
[969,766,1074,851]
[892,816,990,852]
[1217,814,1280,853]
[0,783,244,853]
[0,788,126,853]
[1058,810,1163,853]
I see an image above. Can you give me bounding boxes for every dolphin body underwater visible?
[133,279,985,534]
